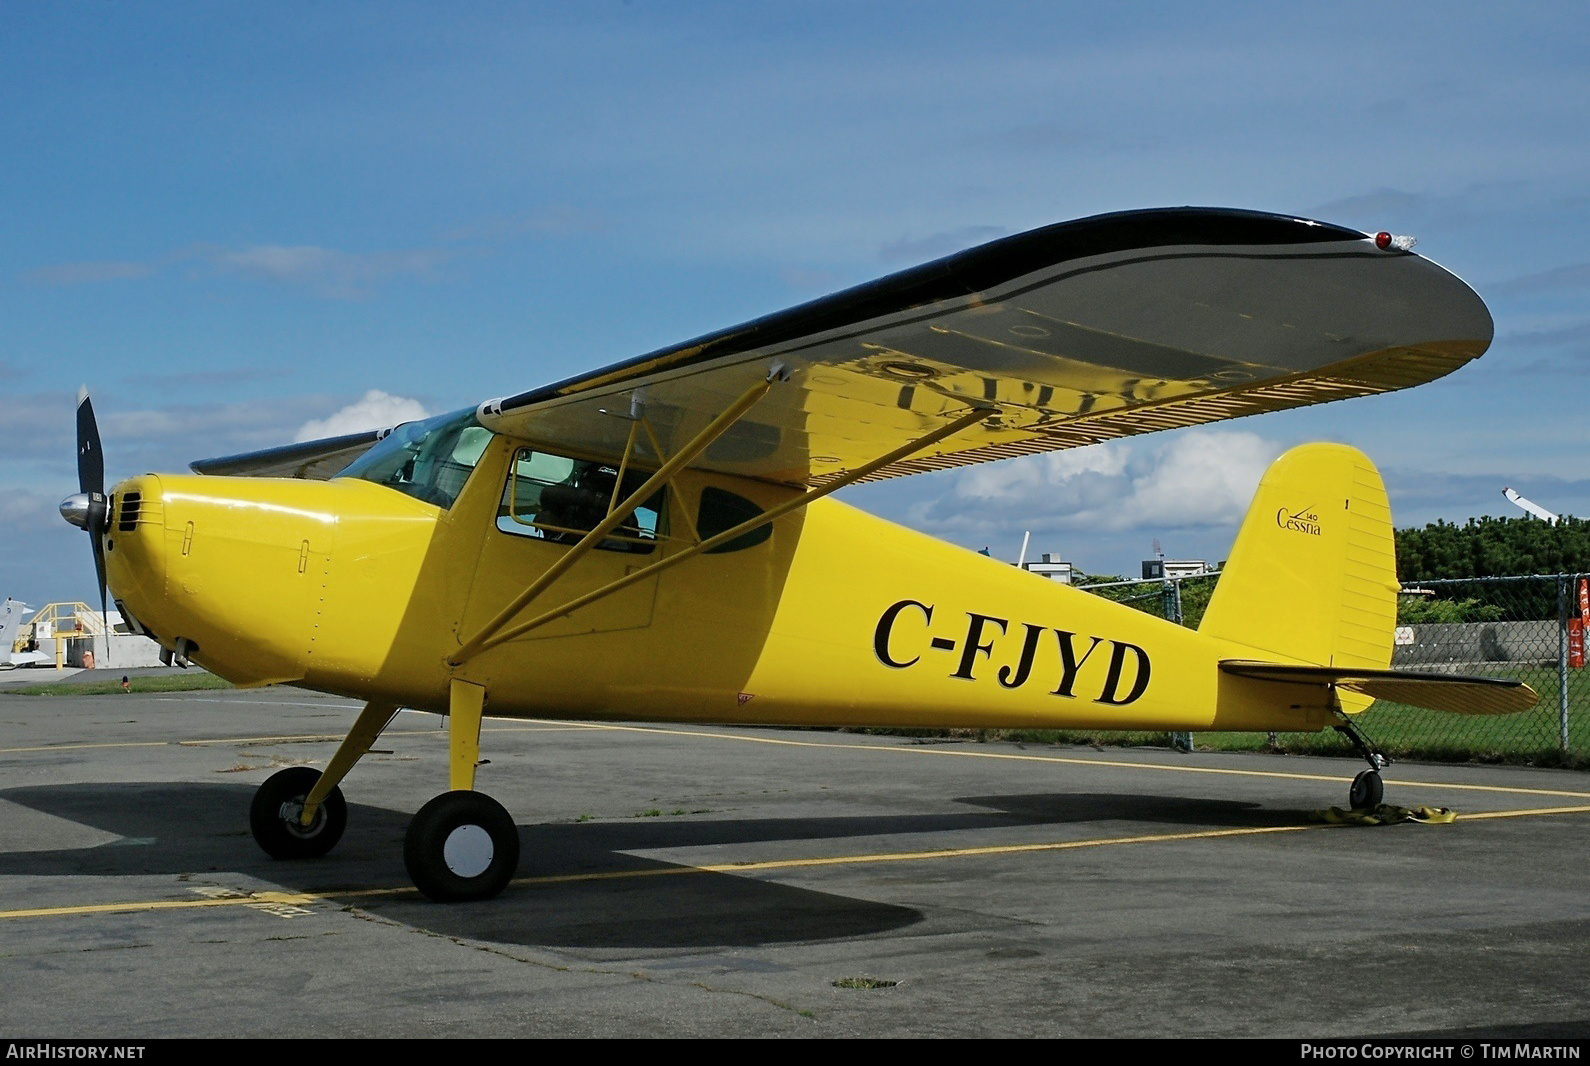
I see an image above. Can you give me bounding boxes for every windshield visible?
[338,407,491,509]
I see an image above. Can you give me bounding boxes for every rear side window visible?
[698,487,771,554]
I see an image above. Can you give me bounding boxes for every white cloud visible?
[912,428,1284,541]
[436,204,611,243]
[213,245,453,299]
[1495,262,1590,296]
[0,390,441,482]
[1112,431,1282,529]
[0,391,320,474]
[956,443,1129,504]
[295,391,429,442]
[0,489,62,534]
[24,260,156,286]
[24,243,455,300]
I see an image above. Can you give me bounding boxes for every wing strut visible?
[447,401,994,666]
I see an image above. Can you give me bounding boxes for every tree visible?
[1394,515,1590,621]
[1396,515,1590,580]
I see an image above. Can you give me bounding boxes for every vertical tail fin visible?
[0,599,24,660]
[1199,444,1398,683]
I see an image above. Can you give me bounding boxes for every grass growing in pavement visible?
[0,672,235,696]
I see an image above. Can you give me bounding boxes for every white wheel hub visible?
[442,823,494,878]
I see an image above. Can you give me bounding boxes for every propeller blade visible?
[74,388,110,639]
[76,388,104,497]
[94,543,108,639]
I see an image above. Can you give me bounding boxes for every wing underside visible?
[477,207,1494,487]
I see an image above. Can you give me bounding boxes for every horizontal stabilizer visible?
[1220,660,1538,717]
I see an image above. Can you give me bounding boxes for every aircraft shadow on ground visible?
[0,782,1304,950]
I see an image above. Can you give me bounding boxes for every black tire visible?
[403,791,520,903]
[1349,769,1384,811]
[250,766,347,859]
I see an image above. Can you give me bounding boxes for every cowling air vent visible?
[117,491,142,532]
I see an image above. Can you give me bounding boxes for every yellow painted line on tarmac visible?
[1458,804,1590,820]
[0,722,581,756]
[178,730,443,746]
[0,733,431,753]
[152,698,365,709]
[0,740,171,754]
[6,804,1588,922]
[519,803,1590,885]
[542,720,1590,801]
[516,822,1337,885]
[483,726,617,733]
[0,890,326,920]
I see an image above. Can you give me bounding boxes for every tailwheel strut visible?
[1333,714,1391,811]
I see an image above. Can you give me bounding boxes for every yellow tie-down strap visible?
[1311,804,1458,826]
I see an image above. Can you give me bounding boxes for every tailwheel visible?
[1334,714,1391,811]
[403,791,520,902]
[250,766,347,859]
[1349,769,1384,811]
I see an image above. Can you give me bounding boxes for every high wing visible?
[476,207,1491,486]
[195,207,1493,485]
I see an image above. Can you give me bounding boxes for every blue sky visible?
[4,2,1589,605]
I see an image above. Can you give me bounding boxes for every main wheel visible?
[1349,769,1384,811]
[250,766,347,859]
[403,791,520,903]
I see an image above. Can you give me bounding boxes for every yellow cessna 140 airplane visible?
[60,207,1536,902]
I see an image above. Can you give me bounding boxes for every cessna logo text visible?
[873,599,1151,705]
[1277,505,1321,536]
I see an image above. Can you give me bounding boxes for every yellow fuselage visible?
[104,434,1332,734]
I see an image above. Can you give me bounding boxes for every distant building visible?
[1141,559,1211,581]
[1022,553,1075,584]
[4,601,164,670]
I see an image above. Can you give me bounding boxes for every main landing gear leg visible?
[1333,714,1391,811]
[403,680,520,902]
[250,700,399,859]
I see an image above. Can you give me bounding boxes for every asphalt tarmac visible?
[1,686,1588,1039]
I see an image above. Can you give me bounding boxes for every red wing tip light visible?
[1373,231,1417,252]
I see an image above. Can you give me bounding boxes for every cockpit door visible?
[459,444,662,641]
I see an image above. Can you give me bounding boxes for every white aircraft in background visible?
[0,599,50,670]
[1502,488,1560,525]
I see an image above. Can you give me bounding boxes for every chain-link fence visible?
[1070,572,1590,765]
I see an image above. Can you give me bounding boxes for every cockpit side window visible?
[497,448,664,554]
[337,407,489,510]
